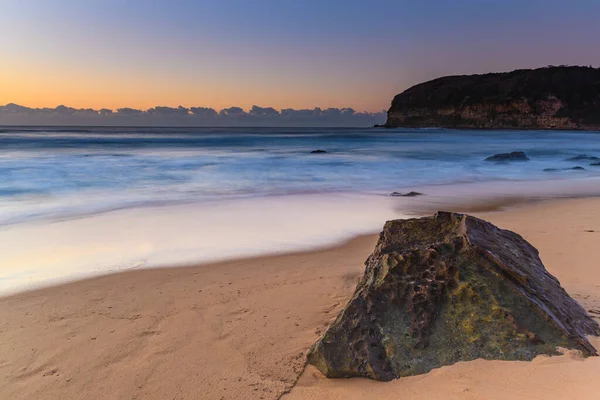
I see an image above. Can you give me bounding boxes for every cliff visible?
[386,66,600,130]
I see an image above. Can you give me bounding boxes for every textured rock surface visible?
[385,66,600,130]
[307,212,599,381]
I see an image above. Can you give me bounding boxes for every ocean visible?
[2,126,600,294]
[2,126,600,225]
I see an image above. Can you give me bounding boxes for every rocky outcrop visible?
[310,150,328,154]
[307,212,599,381]
[385,66,600,130]
[390,191,424,197]
[485,151,529,162]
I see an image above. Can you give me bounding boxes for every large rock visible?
[307,212,599,381]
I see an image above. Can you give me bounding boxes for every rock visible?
[310,150,328,154]
[590,162,600,166]
[390,191,424,197]
[307,212,599,381]
[543,166,586,172]
[566,155,599,161]
[485,151,529,162]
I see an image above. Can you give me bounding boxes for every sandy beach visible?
[1,198,600,399]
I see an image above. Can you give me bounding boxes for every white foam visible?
[3,176,600,296]
[0,193,403,295]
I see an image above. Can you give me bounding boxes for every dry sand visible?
[1,198,600,399]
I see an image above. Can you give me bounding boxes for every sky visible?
[1,0,600,114]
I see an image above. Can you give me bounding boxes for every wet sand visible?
[1,198,600,399]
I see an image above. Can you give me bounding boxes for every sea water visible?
[1,126,600,294]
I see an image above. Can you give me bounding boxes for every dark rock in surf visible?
[485,151,529,162]
[566,155,599,161]
[544,166,586,172]
[390,191,424,197]
[311,150,328,154]
[589,162,600,166]
[307,212,599,381]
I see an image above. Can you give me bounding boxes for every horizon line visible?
[0,124,386,129]
[0,103,387,115]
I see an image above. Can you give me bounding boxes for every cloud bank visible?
[0,104,387,127]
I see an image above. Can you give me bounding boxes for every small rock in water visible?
[310,150,328,154]
[566,154,599,161]
[307,212,599,381]
[590,162,600,166]
[390,191,424,197]
[543,166,586,172]
[485,151,529,162]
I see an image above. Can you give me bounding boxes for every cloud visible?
[249,106,279,117]
[116,107,143,115]
[147,106,190,116]
[219,107,245,117]
[0,103,387,127]
[190,107,218,118]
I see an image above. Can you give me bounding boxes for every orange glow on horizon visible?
[0,63,392,113]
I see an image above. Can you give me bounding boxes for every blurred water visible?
[1,126,600,224]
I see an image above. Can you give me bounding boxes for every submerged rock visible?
[390,191,424,197]
[566,155,599,161]
[485,151,529,162]
[310,150,328,154]
[307,212,599,381]
[543,166,586,172]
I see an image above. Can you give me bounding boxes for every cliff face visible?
[386,66,600,130]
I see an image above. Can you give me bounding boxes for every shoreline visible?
[0,194,588,301]
[3,177,600,296]
[1,197,600,399]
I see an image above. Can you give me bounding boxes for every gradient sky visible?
[2,0,600,112]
